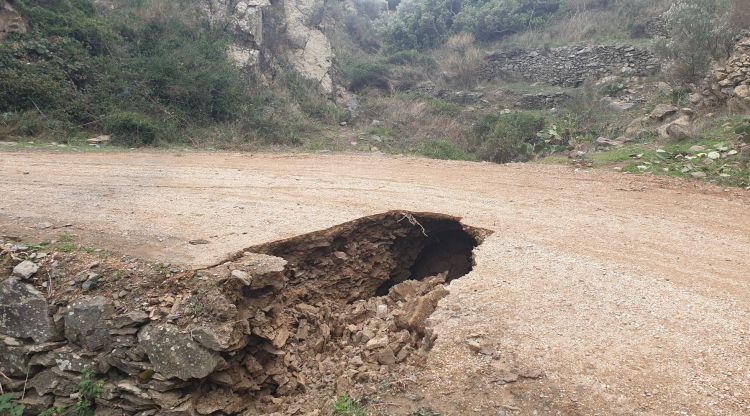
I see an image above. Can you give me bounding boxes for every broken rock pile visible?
[0,211,486,415]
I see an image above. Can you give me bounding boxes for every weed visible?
[332,394,367,416]
[57,243,76,253]
[0,393,24,416]
[59,234,74,243]
[73,367,103,416]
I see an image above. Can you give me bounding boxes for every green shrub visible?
[332,394,367,416]
[454,0,561,42]
[347,62,391,92]
[0,393,24,416]
[104,112,158,146]
[655,0,736,83]
[419,139,470,160]
[385,50,437,69]
[385,0,561,50]
[472,112,546,163]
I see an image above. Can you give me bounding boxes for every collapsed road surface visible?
[1,151,749,415]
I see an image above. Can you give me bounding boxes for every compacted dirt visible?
[1,151,749,415]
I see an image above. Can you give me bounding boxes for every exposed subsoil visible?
[1,151,750,415]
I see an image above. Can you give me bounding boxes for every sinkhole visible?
[246,211,490,303]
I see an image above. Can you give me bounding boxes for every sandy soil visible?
[1,151,749,415]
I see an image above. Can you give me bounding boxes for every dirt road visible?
[1,151,749,415]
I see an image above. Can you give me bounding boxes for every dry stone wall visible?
[693,31,750,113]
[482,44,660,87]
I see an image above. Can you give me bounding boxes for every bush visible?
[385,0,561,50]
[104,112,159,147]
[454,0,561,42]
[655,0,736,83]
[385,50,437,69]
[346,62,391,92]
[419,139,470,160]
[472,112,546,162]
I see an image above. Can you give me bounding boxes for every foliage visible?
[419,139,471,160]
[454,0,561,42]
[73,367,104,416]
[472,112,547,162]
[104,112,159,147]
[0,394,24,416]
[385,0,562,50]
[346,62,391,92]
[332,394,367,416]
[603,82,627,97]
[655,0,736,83]
[385,50,437,69]
[0,0,298,147]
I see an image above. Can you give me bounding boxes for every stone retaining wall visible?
[482,44,660,87]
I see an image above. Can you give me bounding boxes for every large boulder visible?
[649,104,679,121]
[64,296,115,351]
[0,277,56,342]
[138,323,220,380]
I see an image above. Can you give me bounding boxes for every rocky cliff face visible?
[0,1,26,40]
[199,0,333,94]
[693,30,750,113]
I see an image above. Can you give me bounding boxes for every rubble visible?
[0,211,489,414]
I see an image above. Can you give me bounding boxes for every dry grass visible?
[435,33,484,89]
[359,94,470,150]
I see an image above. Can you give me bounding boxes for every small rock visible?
[189,239,210,245]
[81,273,100,291]
[35,222,52,230]
[689,145,706,152]
[707,151,721,160]
[365,335,389,350]
[375,347,397,365]
[230,269,251,285]
[466,339,482,353]
[691,172,707,178]
[12,260,39,279]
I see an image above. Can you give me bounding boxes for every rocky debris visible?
[0,212,487,415]
[81,272,100,291]
[12,259,39,279]
[694,31,750,111]
[483,44,659,87]
[0,1,26,40]
[0,277,57,342]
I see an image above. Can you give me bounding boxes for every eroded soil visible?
[1,151,749,415]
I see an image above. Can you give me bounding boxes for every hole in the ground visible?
[189,211,493,412]
[375,218,479,296]
[244,211,489,303]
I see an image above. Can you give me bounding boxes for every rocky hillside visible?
[0,0,748,186]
